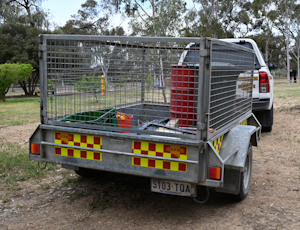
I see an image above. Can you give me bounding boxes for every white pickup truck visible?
[221,38,274,132]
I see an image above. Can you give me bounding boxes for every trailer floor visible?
[0,108,299,230]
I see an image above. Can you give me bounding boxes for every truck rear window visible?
[235,42,261,69]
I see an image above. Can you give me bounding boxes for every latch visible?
[38,44,47,58]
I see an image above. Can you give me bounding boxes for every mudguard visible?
[215,125,258,194]
[219,125,258,171]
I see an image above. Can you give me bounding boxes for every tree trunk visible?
[265,37,269,64]
[0,91,6,102]
[297,47,300,78]
[159,50,167,103]
[18,71,39,95]
[286,28,290,84]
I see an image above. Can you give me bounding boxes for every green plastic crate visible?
[61,107,118,126]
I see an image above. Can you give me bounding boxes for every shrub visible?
[0,63,35,102]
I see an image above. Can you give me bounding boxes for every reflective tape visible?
[54,132,102,161]
[240,119,248,125]
[212,135,223,154]
[132,141,187,172]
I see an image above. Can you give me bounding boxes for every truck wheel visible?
[262,105,273,132]
[234,144,253,201]
[254,105,273,132]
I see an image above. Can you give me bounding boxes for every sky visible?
[42,0,86,27]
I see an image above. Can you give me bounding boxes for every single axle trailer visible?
[30,35,261,202]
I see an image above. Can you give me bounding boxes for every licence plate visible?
[151,179,196,197]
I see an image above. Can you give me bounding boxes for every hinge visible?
[200,49,210,57]
[38,44,46,58]
[39,44,47,52]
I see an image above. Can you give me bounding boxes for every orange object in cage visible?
[117,112,133,129]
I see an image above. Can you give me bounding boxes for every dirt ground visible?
[0,108,300,229]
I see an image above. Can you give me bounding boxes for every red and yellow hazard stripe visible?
[240,119,248,125]
[54,132,102,161]
[132,141,187,172]
[212,135,223,154]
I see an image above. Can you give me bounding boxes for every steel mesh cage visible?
[208,41,254,136]
[40,35,254,140]
[41,36,203,138]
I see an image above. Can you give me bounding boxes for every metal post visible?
[141,49,146,103]
[39,35,48,124]
[196,39,210,141]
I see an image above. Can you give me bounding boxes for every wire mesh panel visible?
[42,35,203,138]
[40,36,254,140]
[208,40,255,135]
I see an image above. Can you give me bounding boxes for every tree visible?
[182,0,226,38]
[129,0,186,36]
[267,0,300,83]
[0,63,34,102]
[182,0,259,38]
[0,22,43,95]
[5,0,47,27]
[288,5,300,80]
[100,0,186,36]
[0,0,49,95]
[57,0,127,90]
[59,0,125,36]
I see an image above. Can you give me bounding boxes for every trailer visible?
[30,35,261,202]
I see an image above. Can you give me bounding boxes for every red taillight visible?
[31,143,40,155]
[259,72,270,93]
[209,166,221,180]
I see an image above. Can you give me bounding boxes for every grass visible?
[274,77,300,110]
[0,97,40,128]
[0,141,57,191]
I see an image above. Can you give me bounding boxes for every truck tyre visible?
[262,105,273,132]
[234,144,253,201]
[255,105,273,132]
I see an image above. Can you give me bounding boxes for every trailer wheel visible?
[75,167,101,177]
[234,144,253,201]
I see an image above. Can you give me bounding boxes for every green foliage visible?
[0,63,35,102]
[47,79,55,91]
[59,0,125,35]
[0,0,50,96]
[145,75,154,89]
[136,75,154,89]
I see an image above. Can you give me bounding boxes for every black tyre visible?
[254,105,273,132]
[75,167,102,178]
[233,144,253,201]
[262,105,273,132]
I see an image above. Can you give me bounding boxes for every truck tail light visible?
[209,166,221,180]
[259,72,270,93]
[31,143,40,155]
